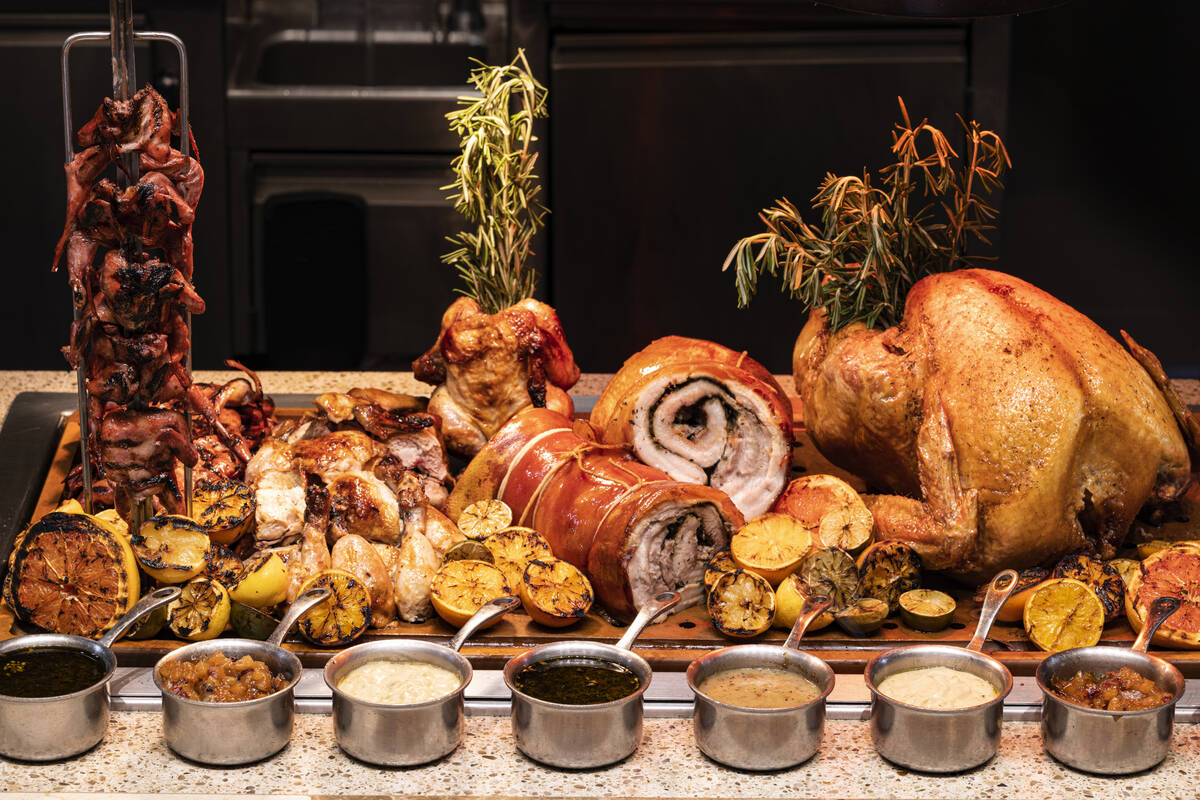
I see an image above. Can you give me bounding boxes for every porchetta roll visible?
[448,409,744,621]
[589,336,793,519]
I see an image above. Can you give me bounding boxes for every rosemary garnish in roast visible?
[723,98,1010,331]
[442,50,548,314]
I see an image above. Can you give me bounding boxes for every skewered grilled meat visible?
[99,407,196,515]
[52,84,216,520]
[76,84,173,163]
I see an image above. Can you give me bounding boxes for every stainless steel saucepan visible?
[1036,595,1185,774]
[865,569,1019,773]
[504,590,681,768]
[686,593,835,770]
[323,595,520,766]
[152,586,329,765]
[0,586,180,761]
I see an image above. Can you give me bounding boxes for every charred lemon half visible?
[730,513,813,586]
[228,552,288,610]
[431,559,511,629]
[793,547,860,614]
[772,474,873,556]
[1023,577,1104,652]
[856,541,922,613]
[457,499,514,541]
[520,557,593,628]
[1052,553,1124,623]
[835,597,889,636]
[708,569,775,638]
[192,479,256,546]
[297,569,372,647]
[899,589,956,632]
[483,526,554,592]
[167,576,232,641]
[203,543,245,589]
[703,549,738,597]
[774,571,833,633]
[6,511,139,638]
[132,515,211,585]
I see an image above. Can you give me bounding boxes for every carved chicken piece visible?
[285,478,332,603]
[246,440,306,547]
[389,529,441,623]
[795,269,1194,583]
[327,472,402,544]
[331,534,397,627]
[414,297,580,457]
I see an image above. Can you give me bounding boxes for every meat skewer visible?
[57,15,204,524]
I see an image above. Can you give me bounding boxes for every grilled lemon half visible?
[296,569,372,647]
[483,526,554,592]
[457,499,513,541]
[132,515,211,585]
[520,557,593,628]
[431,559,511,629]
[192,479,256,546]
[167,577,232,641]
[708,569,775,638]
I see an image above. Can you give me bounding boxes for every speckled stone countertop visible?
[2,713,1200,799]
[1,369,1194,420]
[2,370,1199,799]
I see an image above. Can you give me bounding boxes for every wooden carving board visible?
[10,404,1200,676]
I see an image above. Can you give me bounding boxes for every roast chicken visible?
[795,268,1196,583]
[413,297,580,457]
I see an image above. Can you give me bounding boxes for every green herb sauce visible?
[0,647,107,698]
[513,658,641,705]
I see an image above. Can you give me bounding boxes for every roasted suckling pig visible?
[53,84,238,519]
[795,269,1196,582]
[248,389,459,623]
[413,297,580,458]
[448,409,744,621]
[590,336,793,519]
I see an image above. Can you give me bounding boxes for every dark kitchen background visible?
[2,0,1196,376]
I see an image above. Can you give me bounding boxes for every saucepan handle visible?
[448,595,520,652]
[99,586,181,648]
[615,591,681,651]
[967,569,1019,652]
[1132,595,1182,654]
[267,587,331,647]
[783,594,832,652]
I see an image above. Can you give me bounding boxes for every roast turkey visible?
[794,268,1195,583]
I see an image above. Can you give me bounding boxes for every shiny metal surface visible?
[504,591,680,768]
[152,588,327,765]
[684,594,833,770]
[1035,596,1185,774]
[323,596,518,766]
[687,644,835,770]
[0,587,179,761]
[864,570,1018,773]
[866,645,1012,772]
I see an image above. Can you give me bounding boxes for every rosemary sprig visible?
[442,50,548,314]
[723,98,1011,331]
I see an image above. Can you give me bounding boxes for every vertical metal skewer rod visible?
[61,8,194,522]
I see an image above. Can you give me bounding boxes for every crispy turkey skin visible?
[794,268,1192,583]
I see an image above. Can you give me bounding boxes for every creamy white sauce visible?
[876,666,997,710]
[336,660,461,705]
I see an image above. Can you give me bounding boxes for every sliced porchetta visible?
[589,336,793,520]
[449,409,744,621]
